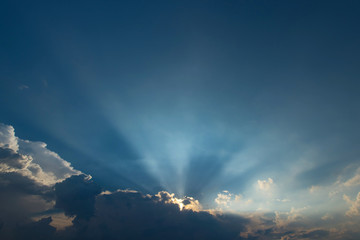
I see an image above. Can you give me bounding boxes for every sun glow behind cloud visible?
[50,79,359,218]
[94,92,244,196]
[1,120,360,238]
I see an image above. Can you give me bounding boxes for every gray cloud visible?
[55,175,101,219]
[53,178,249,240]
[0,171,53,239]
[0,123,82,239]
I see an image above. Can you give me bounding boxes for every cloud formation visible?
[0,123,81,186]
[0,123,82,238]
[1,123,360,240]
[52,177,248,240]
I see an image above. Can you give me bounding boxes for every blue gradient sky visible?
[1,0,360,218]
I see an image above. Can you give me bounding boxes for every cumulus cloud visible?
[0,124,19,151]
[0,123,83,238]
[0,170,54,238]
[215,190,233,207]
[0,123,81,186]
[32,212,74,231]
[55,174,101,219]
[155,191,202,211]
[51,176,249,240]
[257,178,274,191]
[214,190,252,211]
[275,207,307,229]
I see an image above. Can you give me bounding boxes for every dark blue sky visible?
[1,0,360,211]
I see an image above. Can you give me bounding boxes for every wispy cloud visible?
[18,84,29,90]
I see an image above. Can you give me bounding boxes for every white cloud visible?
[155,191,202,211]
[214,190,253,211]
[215,191,233,207]
[257,177,274,191]
[0,123,81,186]
[0,124,19,152]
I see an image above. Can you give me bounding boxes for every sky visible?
[1,0,360,239]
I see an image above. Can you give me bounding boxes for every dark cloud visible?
[0,171,53,239]
[269,229,330,240]
[243,226,331,240]
[300,229,329,238]
[0,123,81,239]
[14,217,56,240]
[54,188,249,240]
[54,174,101,219]
[50,175,250,239]
[0,147,53,220]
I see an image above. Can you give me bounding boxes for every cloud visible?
[343,192,360,217]
[54,174,101,219]
[0,171,54,238]
[214,190,252,211]
[18,84,29,91]
[0,124,18,151]
[215,190,233,207]
[309,185,320,193]
[0,123,83,238]
[32,212,74,231]
[344,168,360,187]
[279,229,330,240]
[14,217,56,240]
[155,191,202,211]
[275,207,307,229]
[1,123,250,239]
[0,123,81,186]
[257,178,274,191]
[321,213,333,221]
[238,212,332,240]
[54,185,248,240]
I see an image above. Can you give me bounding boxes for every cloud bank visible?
[1,123,360,240]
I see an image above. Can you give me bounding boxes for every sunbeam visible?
[1,0,360,239]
